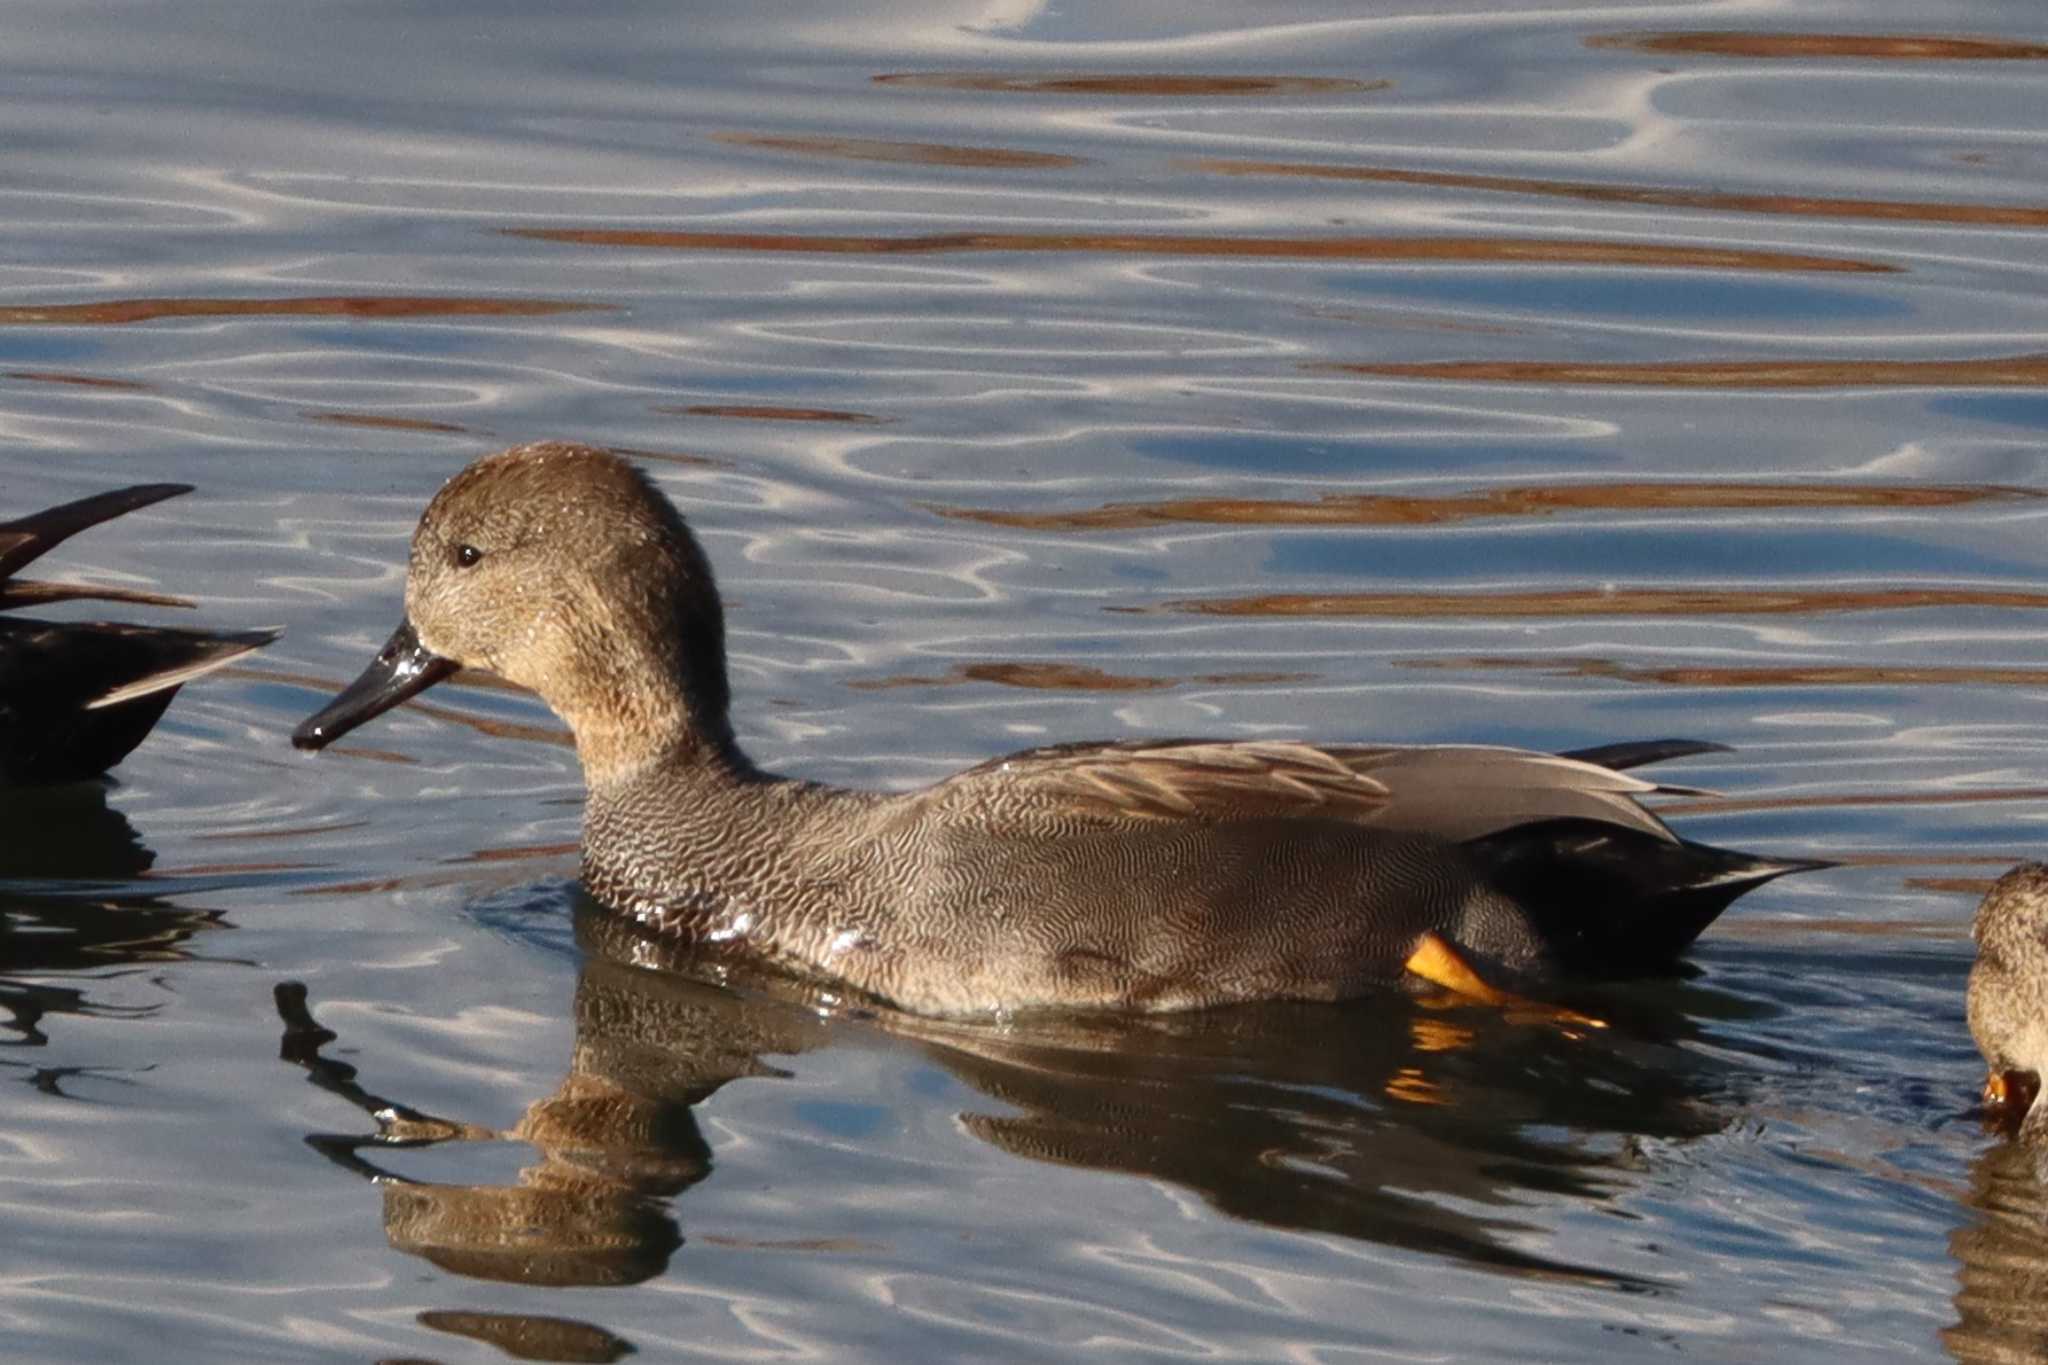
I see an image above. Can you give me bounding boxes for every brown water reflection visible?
[194,819,374,846]
[664,403,887,424]
[714,132,1083,170]
[1154,586,2048,619]
[1405,655,2048,690]
[1589,31,2048,61]
[850,661,1312,692]
[304,411,472,434]
[931,481,2030,532]
[508,228,1887,273]
[1188,158,2048,229]
[4,370,152,391]
[871,73,1385,96]
[0,297,604,326]
[602,445,727,470]
[277,900,1745,1298]
[1319,356,2048,387]
[1909,878,2001,897]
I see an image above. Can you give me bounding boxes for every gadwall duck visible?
[1969,863,2048,1136]
[1,483,278,785]
[294,442,1824,1016]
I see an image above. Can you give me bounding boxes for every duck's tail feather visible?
[0,483,192,584]
[1461,817,1832,973]
[1555,738,1731,773]
[1554,737,1730,798]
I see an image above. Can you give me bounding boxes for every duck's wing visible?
[78,623,283,709]
[1321,744,1680,842]
[0,620,279,783]
[928,736,1814,971]
[931,738,1680,841]
[930,739,1390,825]
[0,483,196,610]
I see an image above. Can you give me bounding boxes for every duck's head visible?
[1974,862,2048,960]
[293,442,732,780]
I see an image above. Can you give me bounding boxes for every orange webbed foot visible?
[1402,931,1608,1038]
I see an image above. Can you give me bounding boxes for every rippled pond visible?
[6,1,2048,1359]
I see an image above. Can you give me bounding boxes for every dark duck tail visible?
[1467,738,1830,973]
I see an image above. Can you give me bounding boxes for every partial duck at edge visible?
[294,442,1826,1016]
[1,483,278,784]
[1970,863,2048,1138]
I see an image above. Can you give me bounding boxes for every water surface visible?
[4,1,2048,1360]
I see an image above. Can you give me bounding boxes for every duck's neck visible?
[546,634,752,791]
[570,699,752,790]
[576,716,870,960]
[536,574,740,789]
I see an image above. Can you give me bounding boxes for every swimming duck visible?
[0,483,278,784]
[1969,863,2048,1137]
[294,442,1823,1016]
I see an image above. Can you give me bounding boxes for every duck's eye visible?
[454,543,483,569]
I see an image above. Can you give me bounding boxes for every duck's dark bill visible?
[292,619,457,750]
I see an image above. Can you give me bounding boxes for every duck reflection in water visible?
[277,893,1748,1295]
[273,898,837,1289]
[1946,1137,2048,1364]
[0,784,226,1067]
[1947,863,2048,1362]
